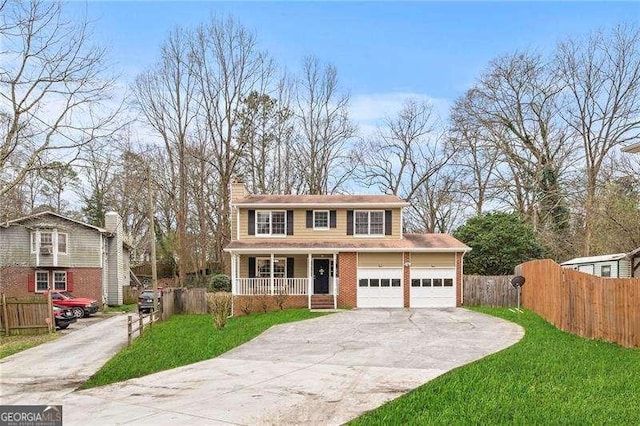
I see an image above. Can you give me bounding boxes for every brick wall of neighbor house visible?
[337,252,357,308]
[403,252,411,307]
[232,295,307,316]
[0,266,103,304]
[456,252,463,307]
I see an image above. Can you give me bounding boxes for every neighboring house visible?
[561,247,640,278]
[621,142,640,153]
[0,211,130,305]
[224,182,471,314]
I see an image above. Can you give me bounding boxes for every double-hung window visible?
[30,231,68,254]
[256,211,286,236]
[53,271,67,290]
[313,210,329,230]
[257,258,286,278]
[354,211,384,236]
[36,271,49,292]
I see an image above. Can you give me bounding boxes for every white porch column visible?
[230,254,237,295]
[332,252,337,309]
[270,253,275,295]
[307,253,312,309]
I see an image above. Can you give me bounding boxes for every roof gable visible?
[3,211,106,233]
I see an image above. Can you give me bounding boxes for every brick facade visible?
[0,266,103,304]
[456,252,463,307]
[337,252,357,308]
[403,252,411,307]
[232,295,307,316]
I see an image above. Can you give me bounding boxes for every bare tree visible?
[0,0,121,199]
[294,56,356,194]
[406,168,464,233]
[454,52,573,231]
[450,97,501,216]
[238,85,295,194]
[40,162,78,213]
[190,16,271,268]
[133,28,197,285]
[356,99,452,203]
[556,24,640,255]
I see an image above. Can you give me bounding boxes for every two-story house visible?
[225,182,470,314]
[0,211,131,305]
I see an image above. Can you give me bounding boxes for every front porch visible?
[229,253,339,309]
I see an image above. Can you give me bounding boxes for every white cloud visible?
[349,92,452,137]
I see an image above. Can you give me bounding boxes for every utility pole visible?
[147,166,159,314]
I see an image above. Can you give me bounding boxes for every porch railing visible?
[235,278,309,295]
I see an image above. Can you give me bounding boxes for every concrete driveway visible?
[0,313,132,405]
[65,308,523,425]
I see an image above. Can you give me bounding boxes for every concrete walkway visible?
[63,308,523,425]
[0,314,132,405]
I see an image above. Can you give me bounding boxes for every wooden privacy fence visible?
[518,259,640,348]
[0,294,53,335]
[160,287,209,321]
[463,275,517,307]
[122,286,139,305]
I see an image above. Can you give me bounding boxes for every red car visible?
[50,291,99,318]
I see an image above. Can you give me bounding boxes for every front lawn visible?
[0,333,59,359]
[82,309,327,389]
[352,308,640,425]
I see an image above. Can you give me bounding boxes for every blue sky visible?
[68,1,639,125]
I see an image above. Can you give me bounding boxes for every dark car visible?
[138,289,162,314]
[53,305,77,330]
[51,291,99,318]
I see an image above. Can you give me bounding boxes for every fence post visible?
[2,294,9,336]
[139,314,144,336]
[127,315,132,346]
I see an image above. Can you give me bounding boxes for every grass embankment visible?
[0,333,59,359]
[102,304,137,313]
[82,309,327,389]
[352,308,640,425]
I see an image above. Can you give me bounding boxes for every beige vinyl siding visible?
[238,207,403,240]
[358,252,403,267]
[292,254,308,277]
[410,252,456,267]
[0,217,102,268]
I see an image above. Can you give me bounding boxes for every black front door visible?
[313,259,330,294]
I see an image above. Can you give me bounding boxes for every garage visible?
[357,267,403,308]
[410,268,456,308]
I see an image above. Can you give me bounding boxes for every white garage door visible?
[357,268,403,308]
[410,268,456,308]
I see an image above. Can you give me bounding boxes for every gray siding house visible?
[0,211,130,305]
[561,248,640,278]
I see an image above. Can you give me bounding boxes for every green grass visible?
[0,333,59,359]
[102,304,137,313]
[351,308,640,425]
[82,309,327,389]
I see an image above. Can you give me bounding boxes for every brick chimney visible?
[230,179,249,241]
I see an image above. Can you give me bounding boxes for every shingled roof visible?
[225,233,470,253]
[233,194,409,207]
